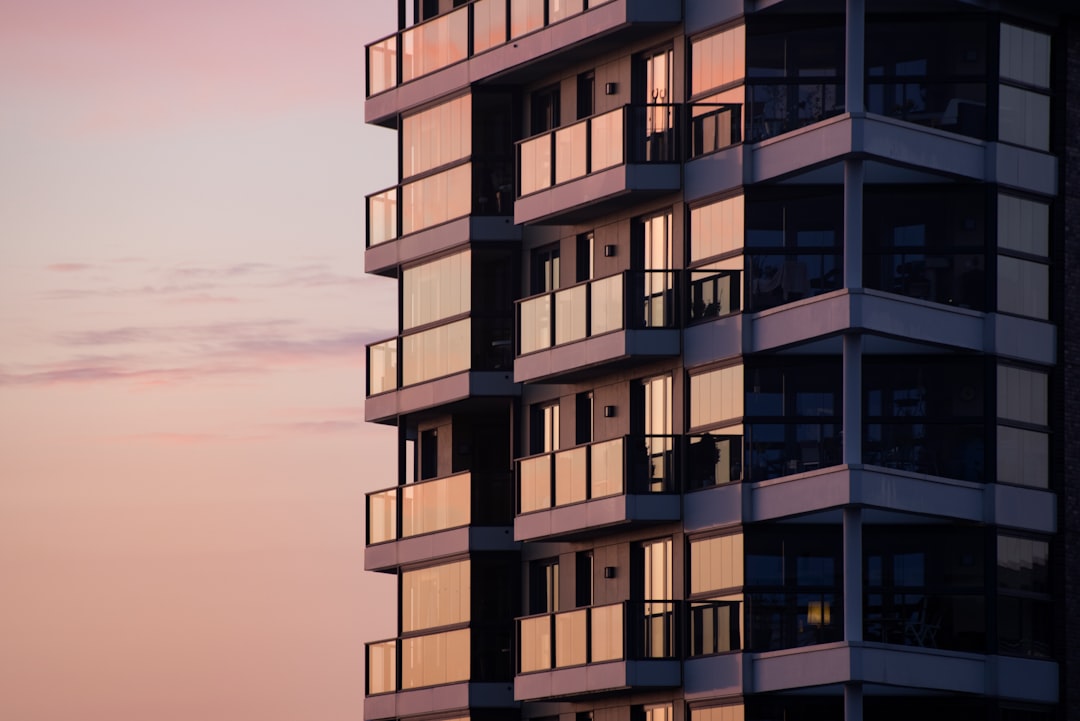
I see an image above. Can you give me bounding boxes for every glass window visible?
[690,195,744,263]
[472,0,507,54]
[692,25,746,96]
[996,425,1049,488]
[401,9,469,84]
[999,84,1050,151]
[401,318,471,386]
[998,535,1049,593]
[402,560,471,632]
[401,163,472,235]
[548,0,583,24]
[998,194,1049,257]
[998,365,1048,426]
[402,95,471,179]
[690,534,745,594]
[998,255,1049,319]
[400,628,470,689]
[690,365,744,429]
[403,250,471,330]
[691,706,745,721]
[510,0,545,39]
[1000,24,1051,89]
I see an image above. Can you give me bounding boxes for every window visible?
[996,364,1049,488]
[401,559,470,632]
[576,232,594,282]
[690,195,744,263]
[575,392,593,445]
[531,402,560,455]
[531,85,561,135]
[403,250,471,330]
[692,25,746,97]
[690,534,744,594]
[401,94,471,179]
[747,188,842,311]
[997,194,1050,320]
[532,244,560,294]
[576,551,593,607]
[577,71,595,120]
[998,23,1051,151]
[531,558,560,614]
[690,365,744,430]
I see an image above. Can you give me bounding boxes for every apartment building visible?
[361,1,1078,719]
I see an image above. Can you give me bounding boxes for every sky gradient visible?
[1,2,400,718]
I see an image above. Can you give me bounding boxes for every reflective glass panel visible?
[692,25,746,96]
[403,250,471,330]
[402,559,471,632]
[998,365,1048,426]
[555,122,588,184]
[998,535,1049,593]
[590,438,624,499]
[400,628,470,689]
[367,640,397,694]
[548,0,584,24]
[401,8,468,83]
[520,134,552,195]
[402,163,472,235]
[519,455,552,513]
[554,284,587,344]
[368,37,398,96]
[690,534,745,594]
[554,446,587,506]
[998,256,1049,319]
[519,294,552,354]
[510,0,545,39]
[590,274,623,335]
[402,95,471,179]
[472,0,508,54]
[998,194,1049,257]
[368,188,398,246]
[367,488,397,543]
[368,339,398,395]
[590,108,624,171]
[692,704,745,721]
[1000,24,1051,89]
[555,609,587,666]
[999,85,1050,150]
[691,195,744,262]
[690,365,744,429]
[519,615,552,672]
[402,318,471,386]
[996,425,1049,488]
[401,472,471,538]
[590,603,623,662]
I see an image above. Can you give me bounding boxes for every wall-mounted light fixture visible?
[604,82,617,95]
[604,244,616,257]
[603,405,616,418]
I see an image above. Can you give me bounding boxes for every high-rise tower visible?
[362,2,1078,719]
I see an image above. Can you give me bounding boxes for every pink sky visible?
[0,2,401,719]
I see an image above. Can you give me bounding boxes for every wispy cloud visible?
[45,263,94,272]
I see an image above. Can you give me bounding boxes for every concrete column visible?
[844,159,863,290]
[843,506,863,643]
[842,333,862,466]
[844,681,864,721]
[845,0,865,114]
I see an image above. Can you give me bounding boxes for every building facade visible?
[361,1,1078,720]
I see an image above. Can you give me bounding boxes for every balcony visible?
[365,471,516,571]
[365,628,514,720]
[514,435,681,541]
[365,159,517,276]
[364,0,681,124]
[514,105,685,224]
[514,271,680,383]
[365,317,517,424]
[514,601,681,700]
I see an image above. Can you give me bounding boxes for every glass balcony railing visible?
[366,628,471,694]
[747,82,845,142]
[685,431,744,490]
[366,0,616,97]
[366,318,513,397]
[864,422,987,483]
[689,103,743,157]
[367,472,470,545]
[517,600,677,674]
[517,435,680,515]
[867,81,987,140]
[864,592,987,654]
[366,159,515,248]
[518,105,686,196]
[746,592,843,652]
[745,422,843,483]
[517,271,676,355]
[366,471,513,545]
